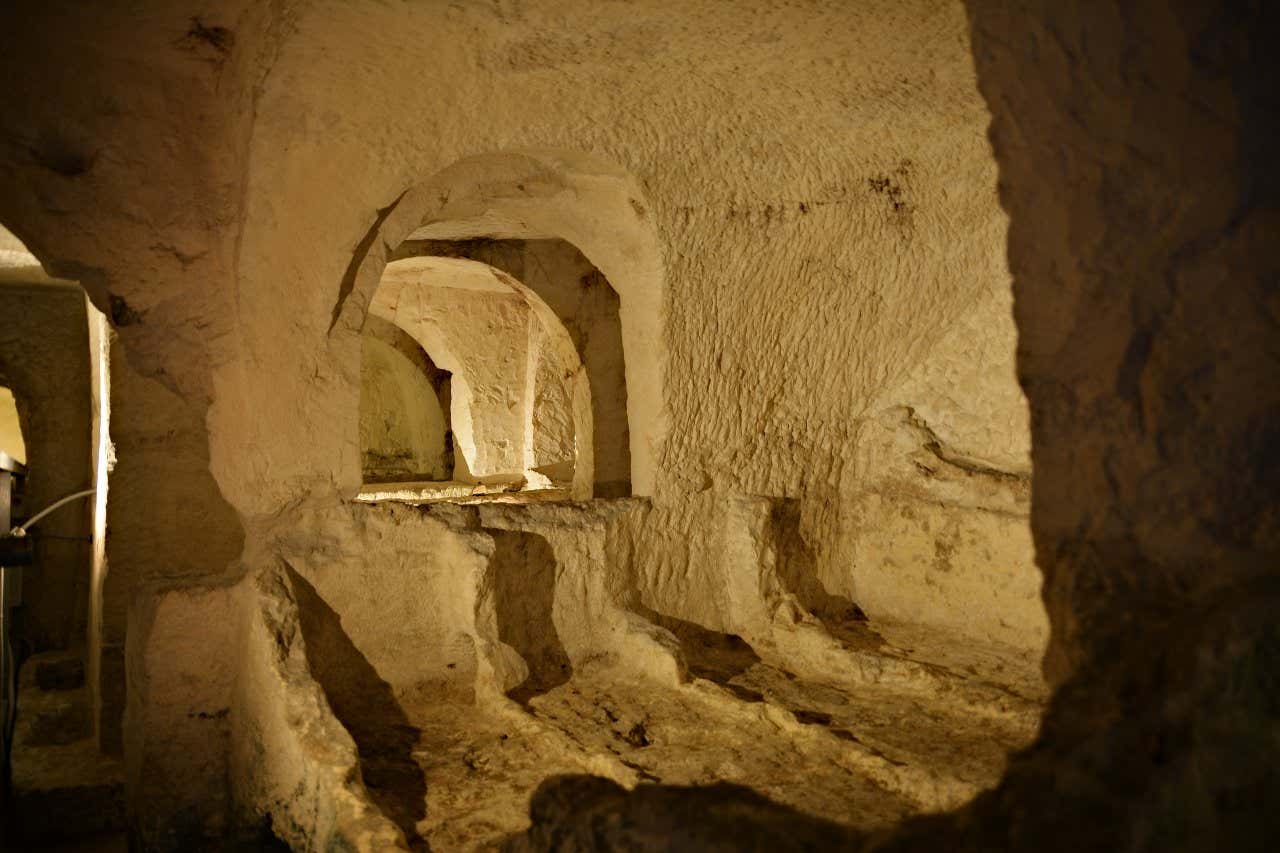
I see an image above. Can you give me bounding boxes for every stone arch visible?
[366,286,476,483]
[368,255,593,499]
[335,149,665,497]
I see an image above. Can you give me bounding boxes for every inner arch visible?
[337,149,665,497]
[363,255,592,501]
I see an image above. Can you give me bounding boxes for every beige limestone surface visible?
[223,534,1042,850]
[396,239,632,496]
[0,1,1075,849]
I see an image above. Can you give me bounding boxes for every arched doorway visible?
[359,255,591,503]
[335,149,666,500]
[0,223,117,834]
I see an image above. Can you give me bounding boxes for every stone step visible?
[7,736,126,843]
[31,650,86,692]
[16,652,92,746]
[3,650,125,844]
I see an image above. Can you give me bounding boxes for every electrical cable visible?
[9,488,95,537]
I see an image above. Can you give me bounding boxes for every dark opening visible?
[489,531,572,704]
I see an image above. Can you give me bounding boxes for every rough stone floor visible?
[345,618,1046,851]
[5,651,126,848]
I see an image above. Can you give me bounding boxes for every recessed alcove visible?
[356,254,592,504]
[360,315,454,484]
[392,238,632,499]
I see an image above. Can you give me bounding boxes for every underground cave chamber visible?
[250,149,1052,850]
[3,139,1053,850]
[1,2,1275,851]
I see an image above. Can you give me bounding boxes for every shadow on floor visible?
[635,606,765,703]
[4,827,292,852]
[285,565,429,851]
[767,498,895,658]
[489,531,573,706]
[770,499,869,624]
[633,606,878,747]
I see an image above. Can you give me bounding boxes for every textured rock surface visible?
[225,497,1043,850]
[231,566,407,852]
[6,651,125,845]
[0,0,1045,842]
[6,0,1266,850]
[506,1,1280,850]
[0,387,22,462]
